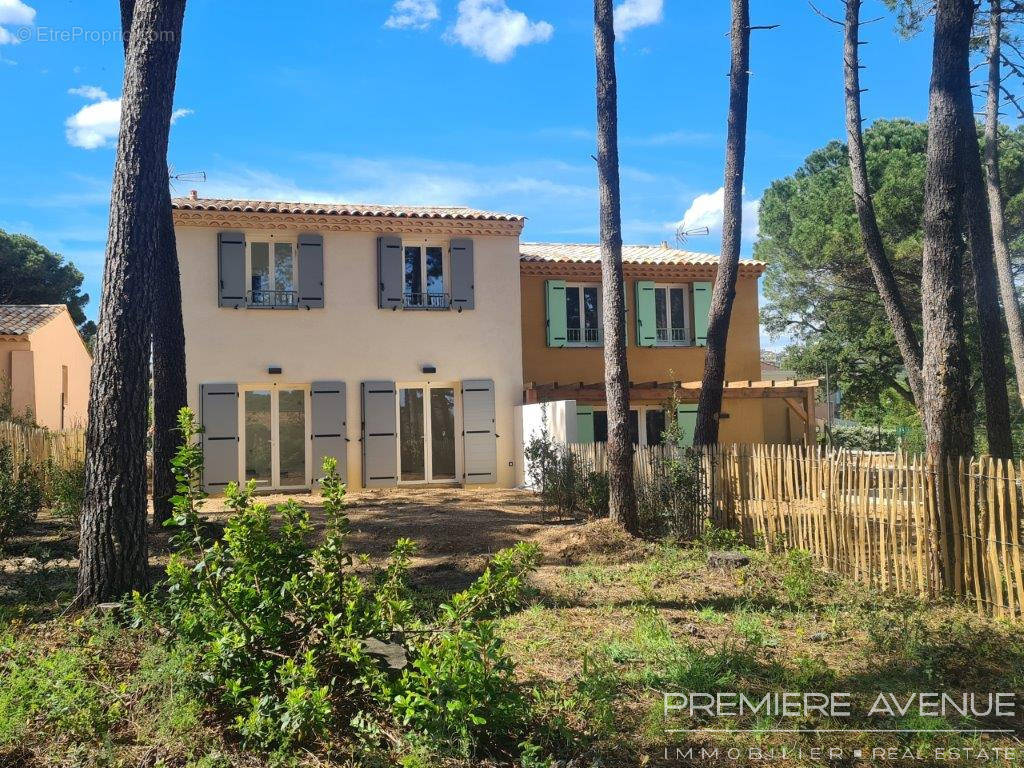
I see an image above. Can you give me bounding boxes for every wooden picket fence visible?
[568,441,1024,618]
[0,420,86,471]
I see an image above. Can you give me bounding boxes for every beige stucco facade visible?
[175,213,524,490]
[0,307,91,429]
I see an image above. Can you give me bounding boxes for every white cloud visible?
[614,0,662,35]
[68,84,108,100]
[384,0,439,30]
[624,129,717,147]
[65,89,121,149]
[65,87,193,149]
[447,0,553,63]
[677,187,761,241]
[0,0,34,44]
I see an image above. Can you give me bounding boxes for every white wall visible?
[514,399,578,488]
[177,225,524,488]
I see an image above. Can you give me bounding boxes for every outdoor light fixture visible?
[268,366,282,375]
[422,365,437,374]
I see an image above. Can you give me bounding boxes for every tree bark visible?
[843,0,925,411]
[594,0,639,534]
[985,0,1024,410]
[694,0,750,448]
[959,51,1014,458]
[77,0,186,604]
[120,0,188,527]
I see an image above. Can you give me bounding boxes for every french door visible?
[397,383,458,483]
[242,385,309,489]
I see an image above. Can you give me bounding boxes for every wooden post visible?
[804,386,816,446]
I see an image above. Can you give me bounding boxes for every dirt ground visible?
[2,488,655,616]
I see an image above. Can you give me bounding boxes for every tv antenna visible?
[168,166,207,193]
[675,225,709,246]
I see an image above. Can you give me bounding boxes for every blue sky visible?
[0,0,935,348]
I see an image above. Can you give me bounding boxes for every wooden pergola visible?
[523,378,821,445]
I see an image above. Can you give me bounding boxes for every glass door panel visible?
[430,388,456,480]
[278,389,306,487]
[245,390,272,486]
[399,388,425,481]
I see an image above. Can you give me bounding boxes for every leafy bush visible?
[45,458,85,526]
[143,408,541,760]
[781,549,815,608]
[0,443,44,550]
[525,430,608,520]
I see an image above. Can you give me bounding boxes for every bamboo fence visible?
[0,420,85,471]
[568,441,1024,617]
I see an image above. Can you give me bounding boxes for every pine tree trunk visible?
[694,0,750,447]
[843,0,925,410]
[151,191,187,526]
[920,0,974,463]
[120,0,188,527]
[594,0,639,534]
[77,0,186,605]
[985,0,1024,410]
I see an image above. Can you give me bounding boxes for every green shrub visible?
[45,458,85,525]
[525,430,608,520]
[144,407,541,759]
[781,549,815,608]
[0,443,44,551]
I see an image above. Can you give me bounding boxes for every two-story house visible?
[174,195,813,492]
[172,195,524,492]
[518,242,797,447]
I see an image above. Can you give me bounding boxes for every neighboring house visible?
[519,242,807,447]
[172,195,524,492]
[0,304,91,429]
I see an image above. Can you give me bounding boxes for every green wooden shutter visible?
[545,280,567,347]
[675,404,698,447]
[693,282,712,346]
[576,405,595,443]
[635,280,656,347]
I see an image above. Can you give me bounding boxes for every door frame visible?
[395,380,462,485]
[237,382,312,490]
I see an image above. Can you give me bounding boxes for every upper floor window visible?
[249,241,297,308]
[653,284,691,345]
[404,245,447,309]
[566,283,602,346]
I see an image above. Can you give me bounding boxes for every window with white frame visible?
[248,240,297,307]
[404,244,447,309]
[566,283,602,345]
[654,284,691,345]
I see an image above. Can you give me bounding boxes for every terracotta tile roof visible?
[0,304,64,336]
[172,197,524,222]
[520,241,765,269]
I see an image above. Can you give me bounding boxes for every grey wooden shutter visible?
[450,238,475,310]
[297,233,324,309]
[200,382,238,491]
[217,232,246,308]
[361,381,397,487]
[377,235,403,309]
[462,379,496,484]
[311,380,346,484]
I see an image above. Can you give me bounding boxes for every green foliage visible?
[44,458,85,526]
[145,407,541,759]
[758,119,1024,422]
[781,549,815,609]
[524,429,609,520]
[0,229,94,338]
[0,443,44,551]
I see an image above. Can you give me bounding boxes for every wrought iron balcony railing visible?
[656,327,689,344]
[403,292,450,310]
[247,290,298,308]
[567,327,601,344]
